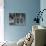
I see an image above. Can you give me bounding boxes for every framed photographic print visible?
[9,13,26,26]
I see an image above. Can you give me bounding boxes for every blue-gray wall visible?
[40,0,46,27]
[4,0,40,42]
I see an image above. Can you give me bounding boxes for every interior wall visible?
[40,0,46,26]
[4,0,40,42]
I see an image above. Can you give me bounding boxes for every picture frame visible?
[9,13,26,26]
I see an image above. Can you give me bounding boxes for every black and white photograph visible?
[9,13,26,26]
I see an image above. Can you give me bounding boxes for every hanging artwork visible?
[9,13,26,26]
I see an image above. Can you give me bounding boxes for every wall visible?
[4,0,40,42]
[40,0,46,26]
